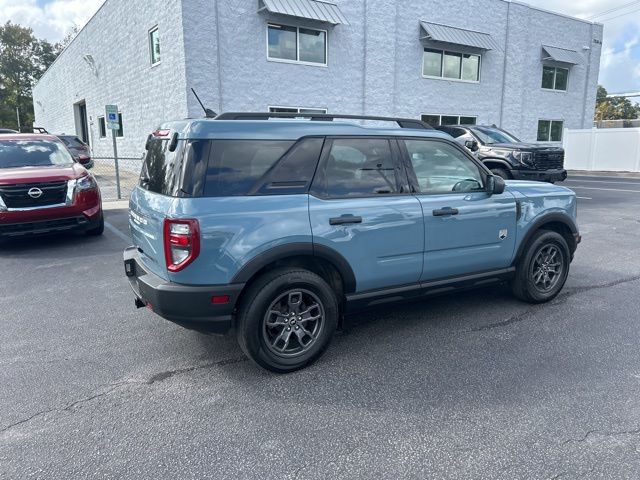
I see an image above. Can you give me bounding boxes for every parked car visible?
[0,128,18,134]
[0,134,103,238]
[56,135,93,169]
[123,113,580,373]
[434,124,567,183]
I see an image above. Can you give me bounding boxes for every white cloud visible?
[0,0,104,42]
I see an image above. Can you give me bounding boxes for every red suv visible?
[0,134,103,238]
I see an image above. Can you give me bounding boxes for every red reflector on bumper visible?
[211,295,230,305]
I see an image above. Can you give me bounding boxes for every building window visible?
[423,49,480,82]
[116,113,124,137]
[541,66,568,91]
[149,26,160,65]
[537,120,563,142]
[98,116,106,138]
[421,114,477,126]
[269,106,327,114]
[267,23,327,66]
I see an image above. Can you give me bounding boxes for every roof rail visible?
[214,112,432,130]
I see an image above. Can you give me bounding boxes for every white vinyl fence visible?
[563,127,640,172]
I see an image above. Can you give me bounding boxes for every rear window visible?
[139,139,189,196]
[203,140,294,197]
[0,139,74,168]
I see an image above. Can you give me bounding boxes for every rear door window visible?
[203,140,294,197]
[139,138,186,196]
[314,138,400,197]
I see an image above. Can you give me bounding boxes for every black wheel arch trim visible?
[230,242,357,294]
[514,213,579,262]
[481,158,514,170]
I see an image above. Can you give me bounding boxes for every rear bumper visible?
[510,169,567,183]
[123,246,243,334]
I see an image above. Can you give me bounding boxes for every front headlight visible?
[513,151,534,166]
[75,174,98,192]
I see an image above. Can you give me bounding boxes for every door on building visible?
[74,101,89,143]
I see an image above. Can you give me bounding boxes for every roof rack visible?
[214,112,432,130]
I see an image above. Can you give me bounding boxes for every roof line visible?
[34,0,108,88]
[508,0,602,26]
[542,44,579,53]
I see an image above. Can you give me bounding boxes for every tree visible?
[0,22,57,130]
[595,85,640,121]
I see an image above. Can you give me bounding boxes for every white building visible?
[33,0,603,157]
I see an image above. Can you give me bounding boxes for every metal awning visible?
[542,45,582,65]
[420,21,500,51]
[259,0,349,25]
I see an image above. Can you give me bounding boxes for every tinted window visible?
[403,140,484,194]
[139,139,187,196]
[268,24,297,61]
[0,139,74,168]
[423,49,442,77]
[542,66,555,89]
[470,126,520,144]
[254,137,323,195]
[203,140,294,197]
[317,138,398,197]
[59,136,85,148]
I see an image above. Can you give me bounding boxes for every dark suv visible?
[435,125,567,183]
[124,113,579,373]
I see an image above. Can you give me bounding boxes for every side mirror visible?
[487,175,505,195]
[464,139,479,152]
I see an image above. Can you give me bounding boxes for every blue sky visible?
[1,0,639,94]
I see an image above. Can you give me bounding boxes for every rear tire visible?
[86,214,104,236]
[512,229,570,303]
[236,268,339,373]
[490,168,512,180]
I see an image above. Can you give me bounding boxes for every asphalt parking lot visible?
[2,174,640,479]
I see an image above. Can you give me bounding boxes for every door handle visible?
[432,207,459,217]
[329,215,363,225]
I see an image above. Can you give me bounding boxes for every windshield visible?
[470,126,521,145]
[0,139,75,168]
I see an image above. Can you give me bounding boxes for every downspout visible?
[580,22,594,128]
[362,0,368,115]
[498,1,510,126]
[215,0,224,112]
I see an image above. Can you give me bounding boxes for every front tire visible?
[512,230,570,303]
[236,268,339,373]
[85,213,104,236]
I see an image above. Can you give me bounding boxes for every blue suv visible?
[124,113,580,372]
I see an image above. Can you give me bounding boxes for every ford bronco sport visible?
[124,113,580,373]
[435,124,567,183]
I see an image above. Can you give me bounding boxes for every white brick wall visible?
[33,0,603,152]
[33,0,188,157]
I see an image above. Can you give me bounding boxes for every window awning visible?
[420,21,500,51]
[259,0,349,26]
[542,45,582,65]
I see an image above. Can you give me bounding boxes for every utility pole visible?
[16,107,21,131]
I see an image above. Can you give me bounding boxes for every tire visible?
[490,168,512,180]
[86,214,104,236]
[236,268,339,373]
[512,229,570,304]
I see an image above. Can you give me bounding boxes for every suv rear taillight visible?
[163,219,200,272]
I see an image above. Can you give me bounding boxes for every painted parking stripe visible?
[566,179,640,186]
[104,221,131,243]
[576,196,592,200]
[569,186,640,193]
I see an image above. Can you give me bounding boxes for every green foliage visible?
[0,21,64,130]
[595,85,640,121]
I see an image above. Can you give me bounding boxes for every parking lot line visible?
[104,221,131,243]
[569,186,640,193]
[576,196,592,200]
[566,179,640,186]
